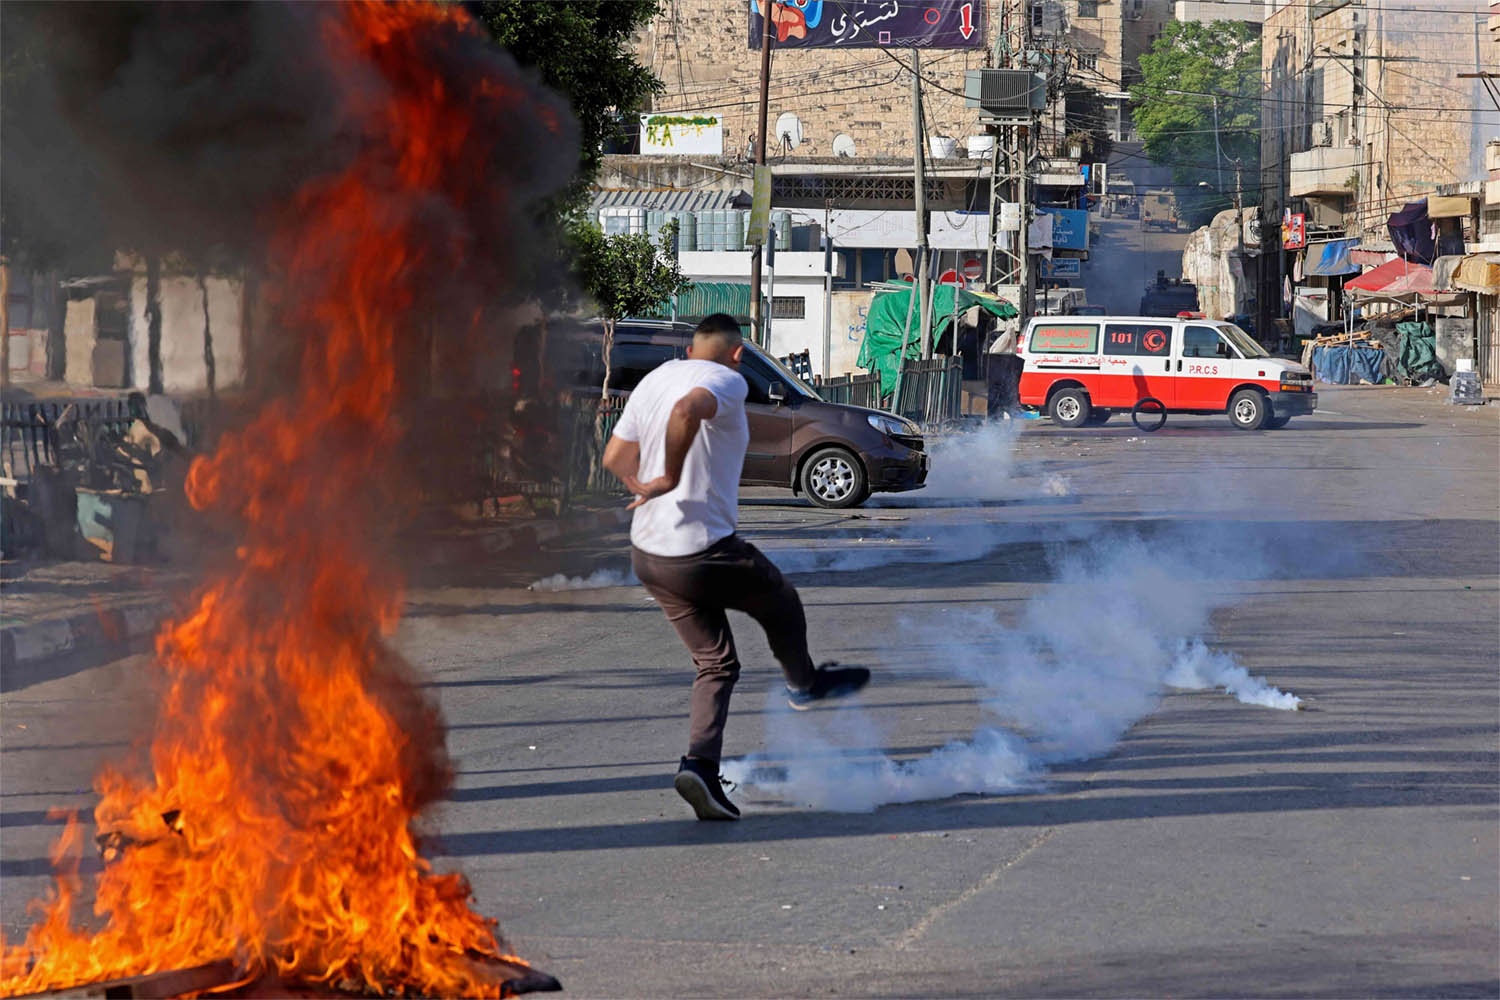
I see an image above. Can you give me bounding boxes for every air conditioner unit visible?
[964,70,1048,117]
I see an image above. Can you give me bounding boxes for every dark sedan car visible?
[566,320,927,508]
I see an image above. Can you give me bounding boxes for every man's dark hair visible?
[694,313,743,344]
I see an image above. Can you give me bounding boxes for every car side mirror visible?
[768,381,786,404]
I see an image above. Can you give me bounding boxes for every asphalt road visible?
[1084,212,1191,316]
[3,386,1497,998]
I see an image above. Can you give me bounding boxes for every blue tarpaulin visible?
[1312,344,1387,384]
[1305,238,1361,276]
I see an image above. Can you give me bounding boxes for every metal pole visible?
[749,0,773,345]
[765,224,777,354]
[985,135,999,286]
[822,200,833,379]
[912,48,930,359]
[894,283,918,413]
[1212,95,1224,193]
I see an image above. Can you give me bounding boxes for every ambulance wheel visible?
[1265,415,1291,429]
[1229,389,1269,430]
[1085,409,1113,425]
[801,447,867,508]
[1049,388,1091,428]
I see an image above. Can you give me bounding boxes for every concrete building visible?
[1173,1,1264,23]
[636,0,1173,154]
[1257,0,1500,344]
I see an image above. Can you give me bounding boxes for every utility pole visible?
[749,0,773,345]
[1211,95,1223,194]
[911,48,931,359]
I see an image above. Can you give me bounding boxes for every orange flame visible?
[1,4,539,996]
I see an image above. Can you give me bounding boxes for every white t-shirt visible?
[611,358,749,557]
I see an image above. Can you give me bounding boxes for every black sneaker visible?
[786,663,871,711]
[673,756,740,821]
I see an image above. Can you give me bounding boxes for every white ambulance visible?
[1016,315,1317,430]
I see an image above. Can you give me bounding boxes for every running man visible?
[602,314,870,821]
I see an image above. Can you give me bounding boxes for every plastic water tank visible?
[672,211,697,252]
[724,210,745,251]
[966,135,996,159]
[773,210,792,251]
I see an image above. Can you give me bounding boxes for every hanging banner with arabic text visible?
[749,0,984,49]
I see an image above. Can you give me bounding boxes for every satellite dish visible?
[832,133,857,158]
[775,112,803,151]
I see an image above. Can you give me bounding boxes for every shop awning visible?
[1350,248,1394,268]
[1304,238,1361,276]
[1451,253,1500,295]
[1345,258,1434,295]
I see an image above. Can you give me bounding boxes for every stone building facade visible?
[632,0,1175,159]
[1260,0,1500,247]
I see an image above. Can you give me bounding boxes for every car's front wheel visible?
[1228,389,1269,430]
[800,447,867,509]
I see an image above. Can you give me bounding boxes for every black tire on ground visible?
[1085,409,1112,425]
[1049,387,1092,428]
[800,447,868,509]
[1265,415,1291,429]
[1228,388,1269,430]
[1131,397,1167,432]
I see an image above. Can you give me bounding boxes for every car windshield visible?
[1217,323,1269,358]
[745,343,819,399]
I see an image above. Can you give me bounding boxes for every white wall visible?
[129,272,246,393]
[677,250,844,376]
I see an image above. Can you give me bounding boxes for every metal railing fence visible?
[893,355,964,427]
[811,372,882,410]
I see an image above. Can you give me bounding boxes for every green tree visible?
[471,1,662,212]
[569,221,690,402]
[1131,21,1260,226]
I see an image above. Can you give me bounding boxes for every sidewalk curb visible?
[2,508,633,671]
[461,506,631,557]
[2,602,167,671]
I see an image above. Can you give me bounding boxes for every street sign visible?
[937,269,966,287]
[1039,257,1081,280]
[962,257,983,281]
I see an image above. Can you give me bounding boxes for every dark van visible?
[564,320,927,508]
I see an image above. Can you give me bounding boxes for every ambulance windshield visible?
[1217,323,1269,359]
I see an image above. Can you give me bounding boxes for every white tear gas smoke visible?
[904,420,1022,502]
[527,568,637,592]
[722,536,1301,812]
[528,422,1056,589]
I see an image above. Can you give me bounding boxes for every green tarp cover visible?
[1396,320,1442,383]
[644,281,752,322]
[858,286,1018,398]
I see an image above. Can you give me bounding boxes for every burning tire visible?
[1048,387,1091,428]
[1228,388,1269,431]
[801,447,866,508]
